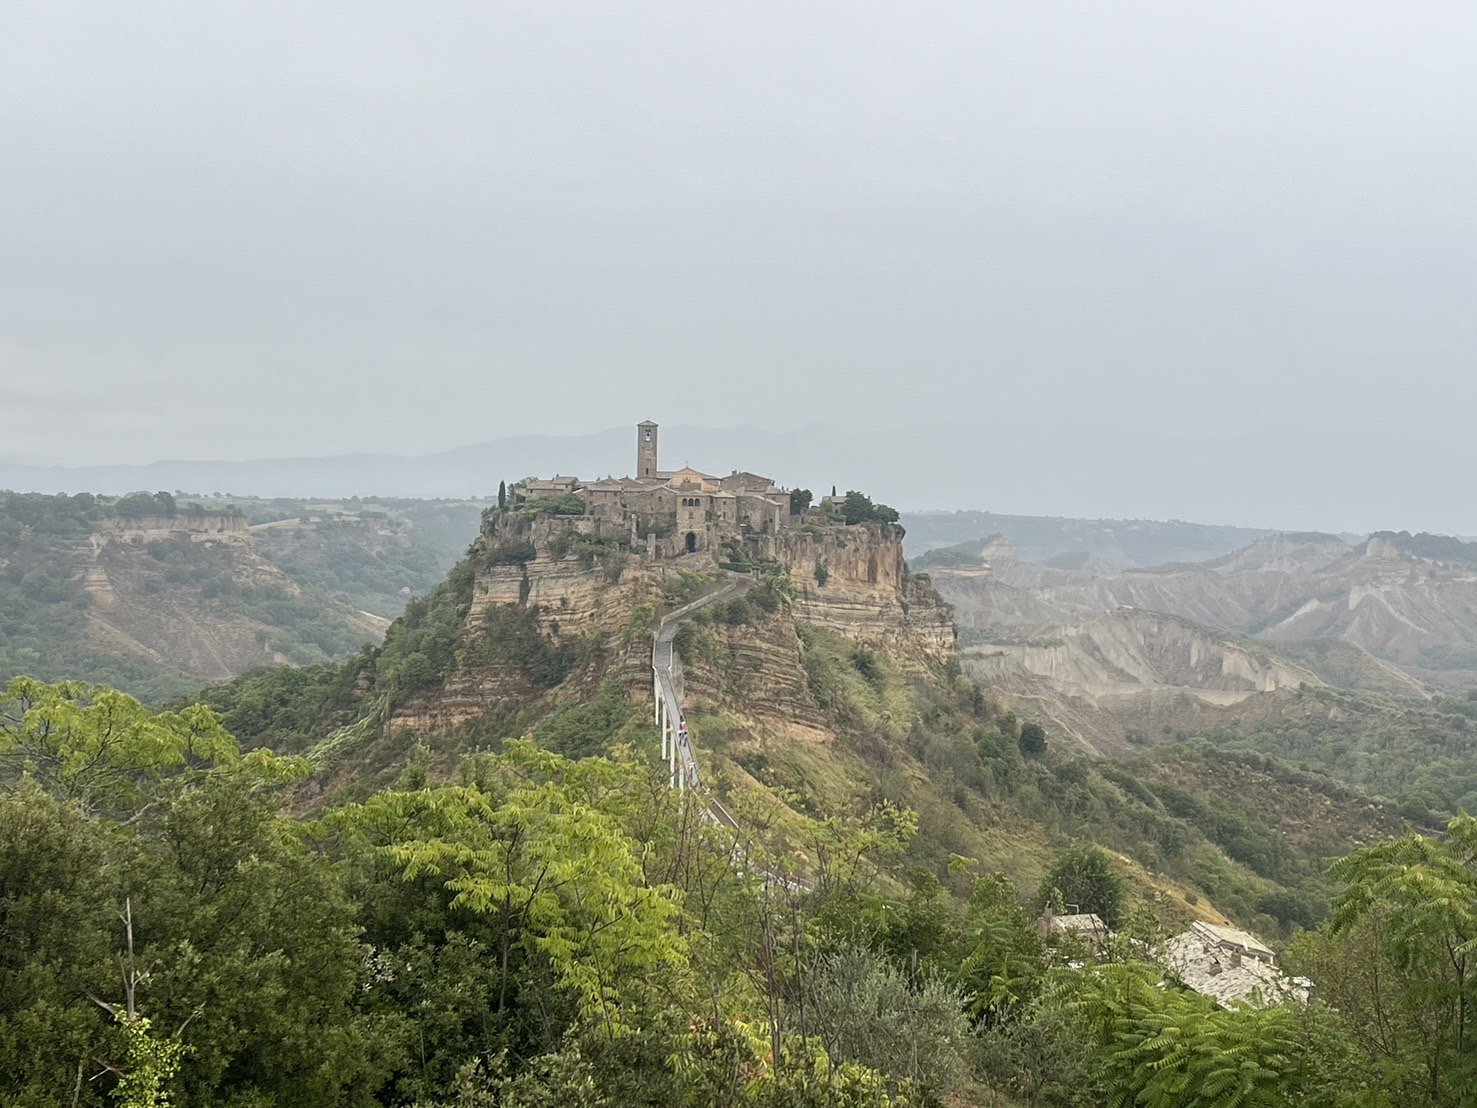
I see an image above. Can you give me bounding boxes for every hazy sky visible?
[3,3,1475,531]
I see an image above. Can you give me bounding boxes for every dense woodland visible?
[6,677,1477,1106]
[1187,687,1477,823]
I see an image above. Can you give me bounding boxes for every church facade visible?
[512,421,791,559]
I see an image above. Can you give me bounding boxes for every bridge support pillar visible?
[657,687,667,758]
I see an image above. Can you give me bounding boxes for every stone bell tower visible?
[637,420,658,479]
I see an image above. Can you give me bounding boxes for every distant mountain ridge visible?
[4,421,1445,537]
[925,528,1477,804]
[936,530,1477,693]
[0,429,635,500]
[900,512,1314,569]
[0,425,882,500]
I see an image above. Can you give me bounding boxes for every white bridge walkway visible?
[650,572,811,894]
[652,576,748,833]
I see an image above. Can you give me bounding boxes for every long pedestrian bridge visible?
[651,577,748,833]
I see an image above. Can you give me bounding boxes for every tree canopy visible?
[1035,842,1126,928]
[3,675,1471,1106]
[840,490,901,527]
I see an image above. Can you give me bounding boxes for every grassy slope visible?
[673,608,1395,939]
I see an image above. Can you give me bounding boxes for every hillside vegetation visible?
[7,486,1470,1103]
[195,511,1404,945]
[0,492,484,701]
[3,667,1462,1105]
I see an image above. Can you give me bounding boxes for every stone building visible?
[1162,921,1312,1007]
[512,421,791,559]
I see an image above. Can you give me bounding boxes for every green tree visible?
[841,491,875,526]
[334,744,688,1036]
[790,488,812,514]
[807,800,917,899]
[959,873,1047,1025]
[1286,920,1435,1106]
[1035,843,1126,929]
[114,492,161,518]
[978,996,1107,1107]
[1019,721,1047,758]
[129,774,395,1104]
[799,942,972,1098]
[839,490,900,527]
[0,677,300,816]
[1314,815,1477,1104]
[111,1016,186,1108]
[0,686,380,1105]
[0,783,117,1103]
[1047,962,1379,1107]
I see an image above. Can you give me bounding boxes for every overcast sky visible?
[2,3,1475,531]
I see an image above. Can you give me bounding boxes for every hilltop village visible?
[451,420,955,719]
[512,420,804,560]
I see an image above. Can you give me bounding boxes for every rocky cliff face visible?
[388,508,662,736]
[963,609,1322,707]
[387,511,959,742]
[251,517,408,565]
[674,607,832,742]
[475,506,648,631]
[934,530,1469,754]
[938,531,1477,691]
[782,525,955,669]
[97,513,250,540]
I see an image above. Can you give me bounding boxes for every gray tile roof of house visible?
[1162,929,1310,1007]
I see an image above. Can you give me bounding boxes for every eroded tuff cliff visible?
[939,531,1477,690]
[386,509,957,743]
[782,525,955,669]
[936,530,1453,756]
[673,605,832,742]
[964,609,1322,707]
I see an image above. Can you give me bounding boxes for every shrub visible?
[1019,722,1047,758]
[485,540,537,566]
